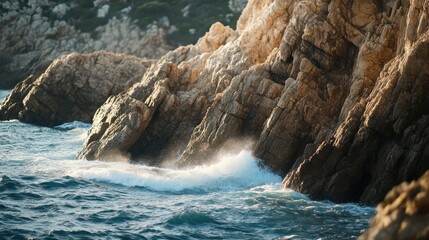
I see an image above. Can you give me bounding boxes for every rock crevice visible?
[1,0,429,206]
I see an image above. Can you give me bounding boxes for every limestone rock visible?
[0,51,154,126]
[360,171,429,240]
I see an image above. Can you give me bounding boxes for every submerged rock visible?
[0,51,154,126]
[360,171,429,240]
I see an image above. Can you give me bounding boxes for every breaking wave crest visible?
[68,150,281,193]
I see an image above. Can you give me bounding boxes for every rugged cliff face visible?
[77,0,429,205]
[1,0,428,206]
[279,0,429,204]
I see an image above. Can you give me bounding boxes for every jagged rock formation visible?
[2,0,429,206]
[77,0,288,161]
[0,51,154,126]
[360,171,429,240]
[281,0,429,204]
[78,22,241,161]
[0,0,247,89]
[78,0,429,205]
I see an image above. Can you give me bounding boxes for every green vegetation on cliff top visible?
[37,0,241,46]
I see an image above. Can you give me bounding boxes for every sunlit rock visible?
[360,171,429,240]
[0,51,154,126]
[2,0,429,210]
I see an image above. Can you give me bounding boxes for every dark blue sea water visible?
[0,90,374,239]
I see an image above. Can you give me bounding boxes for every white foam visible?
[66,150,281,192]
[55,121,92,130]
[69,130,89,142]
[0,119,19,123]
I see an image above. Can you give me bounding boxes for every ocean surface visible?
[0,89,374,239]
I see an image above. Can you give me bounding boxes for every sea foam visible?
[67,150,281,192]
[55,121,92,130]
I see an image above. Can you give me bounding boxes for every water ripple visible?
[167,210,220,226]
[0,107,375,239]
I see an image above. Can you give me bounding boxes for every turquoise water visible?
[0,90,374,239]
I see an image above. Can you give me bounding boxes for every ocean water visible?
[0,90,374,239]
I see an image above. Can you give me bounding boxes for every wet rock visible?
[0,51,154,126]
[360,171,429,240]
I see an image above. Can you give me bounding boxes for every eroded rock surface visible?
[281,2,429,204]
[360,171,429,240]
[76,0,429,205]
[0,51,154,126]
[4,0,429,206]
[78,22,240,161]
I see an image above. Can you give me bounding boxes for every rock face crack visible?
[2,0,429,206]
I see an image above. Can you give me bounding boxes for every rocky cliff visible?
[0,0,247,89]
[1,0,429,207]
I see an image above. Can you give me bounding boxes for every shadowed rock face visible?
[0,51,154,126]
[360,171,429,240]
[78,0,429,205]
[2,0,429,207]
[282,30,429,204]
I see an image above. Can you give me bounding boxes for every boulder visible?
[0,51,154,126]
[360,171,429,240]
